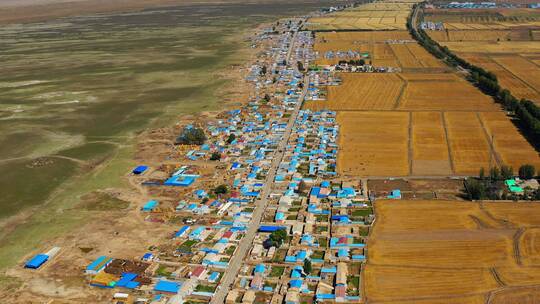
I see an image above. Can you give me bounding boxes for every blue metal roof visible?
[25,254,48,269]
[154,280,180,294]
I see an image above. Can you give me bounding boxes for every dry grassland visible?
[411,112,452,175]
[337,111,409,176]
[445,112,493,175]
[365,200,540,303]
[479,111,540,171]
[398,77,498,111]
[304,73,403,111]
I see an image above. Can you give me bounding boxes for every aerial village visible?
[19,1,540,303]
[21,16,374,304]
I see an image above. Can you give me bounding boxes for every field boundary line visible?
[440,112,456,175]
[490,55,540,95]
[475,112,502,167]
[393,73,407,109]
[489,267,506,287]
[408,112,413,176]
[513,228,525,266]
[388,43,403,69]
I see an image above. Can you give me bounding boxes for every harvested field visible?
[364,264,498,301]
[496,266,540,286]
[491,55,540,92]
[411,112,452,175]
[366,200,540,303]
[489,287,540,304]
[305,2,416,31]
[444,112,493,175]
[519,228,540,267]
[337,111,409,176]
[405,43,445,67]
[390,44,422,68]
[478,111,540,171]
[443,41,540,53]
[316,31,412,43]
[369,229,514,267]
[398,78,498,111]
[483,202,540,227]
[461,54,540,101]
[304,73,404,111]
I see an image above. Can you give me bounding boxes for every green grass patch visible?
[269,266,285,277]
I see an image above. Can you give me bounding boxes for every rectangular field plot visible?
[304,73,404,111]
[369,229,515,268]
[398,78,499,111]
[337,111,409,176]
[364,199,540,303]
[411,112,452,175]
[478,112,540,171]
[364,265,498,302]
[491,55,540,94]
[461,54,540,102]
[444,112,493,175]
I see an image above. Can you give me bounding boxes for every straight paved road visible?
[209,25,307,304]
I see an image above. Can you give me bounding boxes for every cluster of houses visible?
[78,18,369,304]
[223,108,373,303]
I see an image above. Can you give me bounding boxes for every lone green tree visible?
[214,184,228,195]
[303,258,312,274]
[500,165,513,180]
[519,164,536,180]
[465,179,486,200]
[489,167,501,181]
[269,229,287,247]
[479,167,485,180]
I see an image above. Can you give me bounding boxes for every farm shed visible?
[132,165,148,175]
[86,255,113,274]
[154,280,181,294]
[258,225,287,232]
[142,200,158,212]
[25,254,49,269]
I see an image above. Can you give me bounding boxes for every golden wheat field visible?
[411,112,452,175]
[398,77,498,111]
[304,73,404,110]
[444,112,493,175]
[478,111,540,172]
[365,200,540,303]
[305,2,414,30]
[461,53,540,101]
[337,111,409,176]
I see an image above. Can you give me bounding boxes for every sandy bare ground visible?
[0,0,331,24]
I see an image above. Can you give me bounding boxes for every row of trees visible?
[464,164,538,200]
[407,6,540,140]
